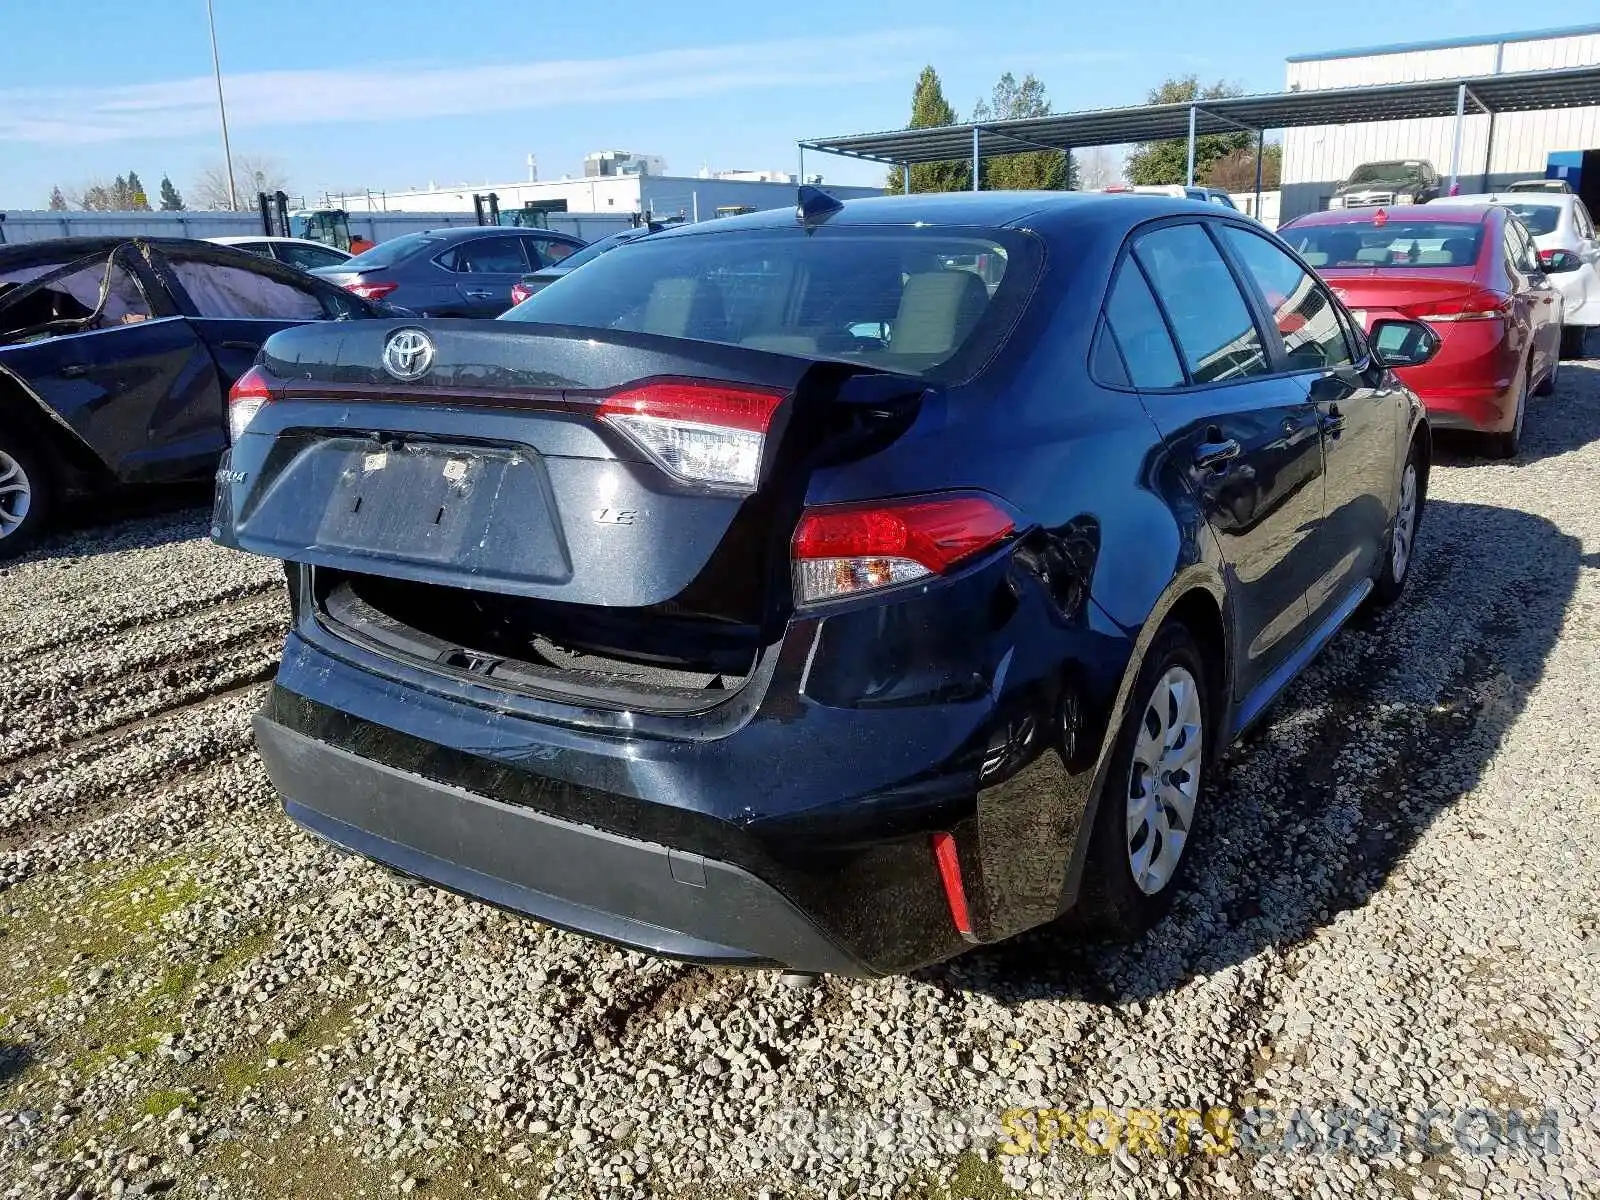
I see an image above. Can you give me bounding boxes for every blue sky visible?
[0,0,1578,208]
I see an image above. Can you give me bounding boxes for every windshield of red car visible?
[1281,221,1483,269]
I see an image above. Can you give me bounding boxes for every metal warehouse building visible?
[1282,23,1600,221]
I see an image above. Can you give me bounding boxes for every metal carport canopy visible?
[799,63,1600,166]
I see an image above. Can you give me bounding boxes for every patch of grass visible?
[138,1088,194,1118]
[898,1151,1011,1200]
[209,997,363,1101]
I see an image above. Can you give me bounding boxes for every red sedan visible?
[1278,204,1563,456]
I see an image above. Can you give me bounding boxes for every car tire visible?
[0,429,56,560]
[1560,324,1591,359]
[1486,368,1528,459]
[1079,620,1211,938]
[1370,443,1423,607]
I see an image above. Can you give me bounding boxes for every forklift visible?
[258,191,354,252]
[472,194,571,229]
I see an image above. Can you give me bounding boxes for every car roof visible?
[1284,203,1491,228]
[1437,192,1568,209]
[0,235,291,269]
[207,235,348,247]
[414,225,581,242]
[647,191,1235,245]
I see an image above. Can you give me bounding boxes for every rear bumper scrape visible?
[252,715,872,976]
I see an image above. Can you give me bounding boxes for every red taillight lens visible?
[1401,289,1512,323]
[930,832,973,937]
[346,281,398,302]
[597,380,787,488]
[791,494,1015,603]
[227,365,273,443]
[510,283,532,306]
[1538,249,1559,268]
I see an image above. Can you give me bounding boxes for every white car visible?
[1100,185,1240,210]
[206,236,353,273]
[1432,191,1600,357]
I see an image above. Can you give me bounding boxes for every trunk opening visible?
[314,567,763,714]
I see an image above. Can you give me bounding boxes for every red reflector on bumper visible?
[931,831,973,937]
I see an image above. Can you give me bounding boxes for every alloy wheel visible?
[1392,462,1418,582]
[1126,665,1203,896]
[0,450,32,540]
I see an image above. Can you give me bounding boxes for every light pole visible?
[205,0,238,210]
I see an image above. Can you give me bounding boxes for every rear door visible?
[438,235,532,317]
[1216,223,1398,615]
[1504,216,1561,381]
[1111,220,1326,702]
[0,246,225,483]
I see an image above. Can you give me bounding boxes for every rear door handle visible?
[58,364,88,378]
[219,340,260,352]
[1322,404,1347,435]
[463,289,494,299]
[1193,438,1241,470]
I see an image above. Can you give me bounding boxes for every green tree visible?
[47,187,68,211]
[158,175,185,211]
[125,170,152,210]
[1126,76,1253,186]
[971,72,1075,191]
[886,66,970,194]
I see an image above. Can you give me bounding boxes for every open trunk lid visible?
[214,319,923,650]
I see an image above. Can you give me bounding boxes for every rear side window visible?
[1134,223,1270,384]
[437,237,529,274]
[277,242,350,272]
[1219,226,1352,371]
[1500,203,1560,237]
[1102,261,1184,388]
[531,238,579,266]
[501,225,1041,382]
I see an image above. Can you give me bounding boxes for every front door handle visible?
[1193,437,1241,470]
[58,364,88,378]
[1322,404,1347,435]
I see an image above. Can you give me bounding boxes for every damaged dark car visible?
[213,193,1434,976]
[0,237,391,555]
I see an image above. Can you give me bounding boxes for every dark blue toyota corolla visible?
[213,191,1438,976]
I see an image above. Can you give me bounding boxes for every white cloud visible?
[0,31,946,144]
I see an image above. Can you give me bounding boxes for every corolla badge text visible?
[382,328,435,381]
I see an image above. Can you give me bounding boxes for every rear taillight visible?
[346,281,398,302]
[227,365,273,444]
[597,380,786,488]
[1402,289,1512,323]
[791,494,1015,604]
[1538,249,1559,269]
[509,282,532,306]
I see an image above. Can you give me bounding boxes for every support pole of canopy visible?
[903,162,911,194]
[1185,105,1198,187]
[972,126,981,192]
[1254,128,1265,217]
[1448,82,1466,194]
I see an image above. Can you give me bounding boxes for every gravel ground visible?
[3,367,1599,1200]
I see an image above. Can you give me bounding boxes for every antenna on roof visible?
[796,184,843,230]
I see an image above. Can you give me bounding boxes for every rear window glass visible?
[500,225,1041,381]
[339,233,440,270]
[1498,203,1560,237]
[1280,221,1483,269]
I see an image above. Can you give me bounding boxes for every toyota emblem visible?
[382,328,435,381]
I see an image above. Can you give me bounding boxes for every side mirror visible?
[1370,318,1440,369]
[1540,249,1583,274]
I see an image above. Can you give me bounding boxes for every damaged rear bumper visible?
[255,715,869,974]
